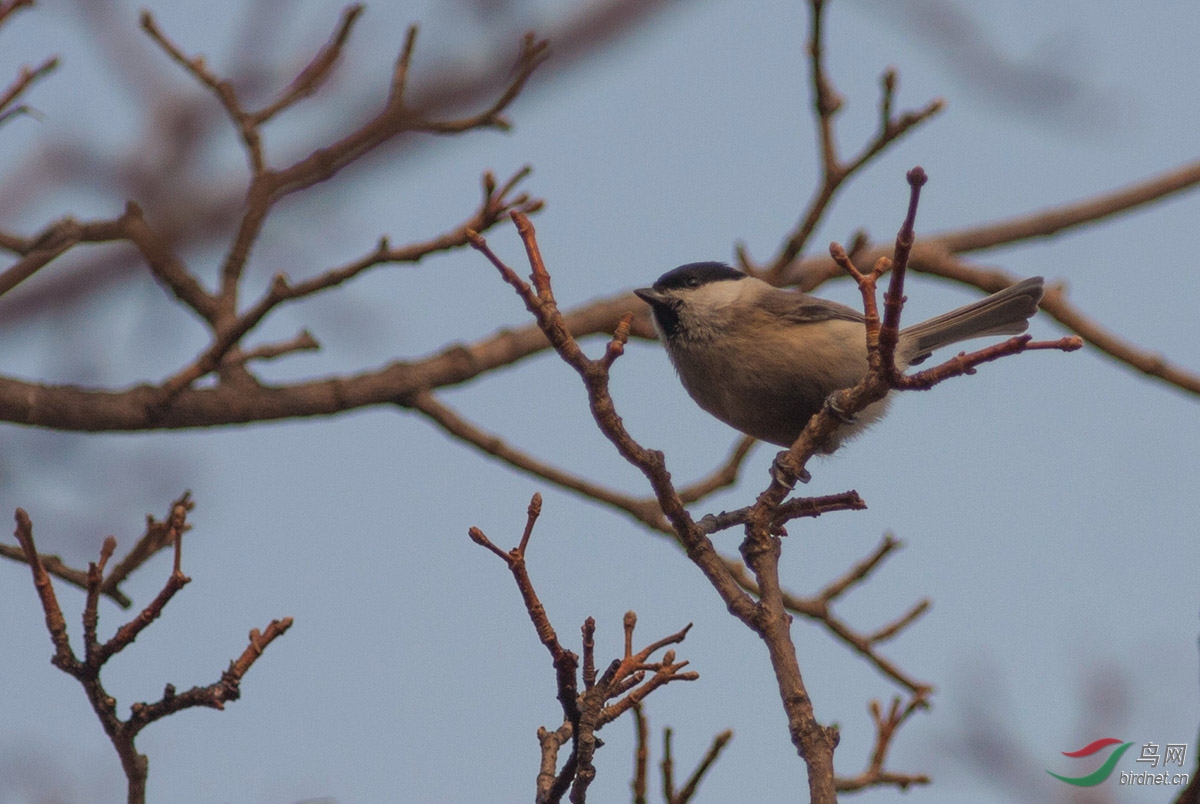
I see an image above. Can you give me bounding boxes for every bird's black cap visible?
[651,262,747,291]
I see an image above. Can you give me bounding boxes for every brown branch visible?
[82,537,117,649]
[471,498,698,804]
[119,202,220,323]
[471,213,858,802]
[661,727,677,804]
[538,722,575,804]
[724,535,932,694]
[414,33,550,134]
[758,0,942,284]
[139,10,264,173]
[0,235,70,297]
[264,29,549,203]
[93,502,191,667]
[0,205,218,321]
[904,244,1200,395]
[869,599,931,644]
[0,215,118,296]
[671,728,734,804]
[12,509,78,672]
[368,286,651,535]
[468,215,758,622]
[249,4,365,126]
[232,330,320,365]
[10,499,292,803]
[934,158,1200,254]
[696,490,866,537]
[835,695,931,792]
[676,435,757,503]
[656,721,735,804]
[895,334,1083,390]
[137,8,551,348]
[632,704,649,804]
[0,293,630,430]
[0,55,58,122]
[0,541,132,608]
[411,389,668,530]
[785,157,1200,291]
[820,534,904,600]
[387,25,419,110]
[281,167,542,302]
[0,0,678,325]
[0,0,35,27]
[151,165,540,402]
[412,383,915,699]
[100,493,193,602]
[469,494,582,733]
[129,616,294,725]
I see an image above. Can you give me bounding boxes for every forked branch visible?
[10,500,291,804]
[470,496,698,804]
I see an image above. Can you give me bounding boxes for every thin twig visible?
[0,541,132,608]
[835,695,932,792]
[631,704,649,804]
[672,728,734,804]
[759,0,942,284]
[0,56,58,120]
[724,538,933,695]
[0,0,35,27]
[411,390,669,531]
[250,4,365,125]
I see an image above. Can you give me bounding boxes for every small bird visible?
[634,262,1044,453]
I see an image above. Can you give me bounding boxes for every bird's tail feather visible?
[900,276,1044,365]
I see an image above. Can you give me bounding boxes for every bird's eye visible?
[685,276,699,287]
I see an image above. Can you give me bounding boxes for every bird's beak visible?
[634,287,664,305]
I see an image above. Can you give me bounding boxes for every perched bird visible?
[635,262,1044,453]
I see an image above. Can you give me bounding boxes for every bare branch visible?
[631,704,649,804]
[672,728,734,804]
[758,0,943,284]
[413,390,668,531]
[904,245,1200,395]
[12,509,78,671]
[835,695,931,792]
[249,4,365,126]
[10,499,291,802]
[677,435,756,503]
[101,493,193,599]
[0,541,131,608]
[725,538,932,695]
[0,55,58,124]
[472,498,697,804]
[0,0,35,27]
[233,330,320,365]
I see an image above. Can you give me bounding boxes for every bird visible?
[634,262,1044,453]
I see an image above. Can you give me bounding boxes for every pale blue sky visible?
[1,2,1198,803]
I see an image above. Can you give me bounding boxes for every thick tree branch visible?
[2,145,1195,431]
